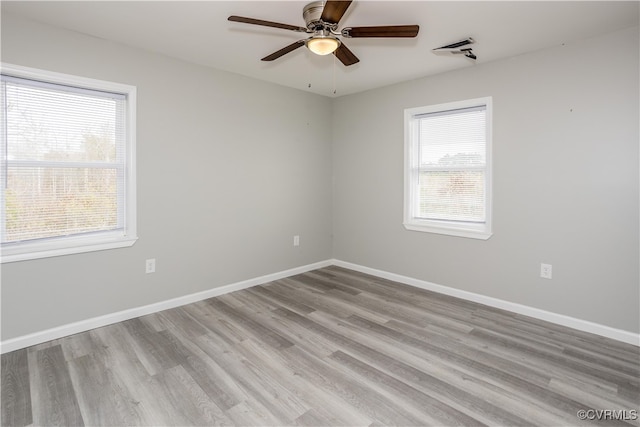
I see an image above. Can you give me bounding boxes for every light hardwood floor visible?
[2,266,639,426]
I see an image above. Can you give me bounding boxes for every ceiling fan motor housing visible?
[303,1,341,55]
[303,1,335,31]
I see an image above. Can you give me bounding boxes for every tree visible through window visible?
[1,65,137,262]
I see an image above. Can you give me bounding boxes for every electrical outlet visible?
[146,258,156,274]
[293,235,300,247]
[540,263,552,279]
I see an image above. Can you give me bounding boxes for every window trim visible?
[1,63,137,263]
[403,97,493,240]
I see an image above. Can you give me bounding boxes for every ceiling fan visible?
[228,0,419,66]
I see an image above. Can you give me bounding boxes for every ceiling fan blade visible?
[334,42,360,66]
[228,16,308,33]
[321,1,353,24]
[344,25,420,38]
[261,40,306,61]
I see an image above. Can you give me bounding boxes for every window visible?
[404,97,492,239]
[1,64,137,262]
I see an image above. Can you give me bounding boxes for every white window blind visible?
[404,98,492,239]
[416,105,486,222]
[1,64,137,262]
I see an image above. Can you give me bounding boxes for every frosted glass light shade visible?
[307,37,340,55]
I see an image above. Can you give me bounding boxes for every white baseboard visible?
[3,257,637,353]
[332,259,640,347]
[0,259,332,354]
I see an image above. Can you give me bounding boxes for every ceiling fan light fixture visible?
[228,0,419,66]
[306,36,340,55]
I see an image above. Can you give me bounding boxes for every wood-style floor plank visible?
[67,353,141,426]
[30,345,84,426]
[2,266,639,426]
[1,348,32,427]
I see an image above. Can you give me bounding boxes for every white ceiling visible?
[2,1,638,97]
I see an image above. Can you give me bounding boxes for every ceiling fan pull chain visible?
[333,54,337,95]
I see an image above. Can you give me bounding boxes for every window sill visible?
[403,221,492,240]
[1,235,138,263]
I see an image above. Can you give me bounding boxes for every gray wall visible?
[332,26,639,333]
[2,12,638,341]
[1,14,333,340]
